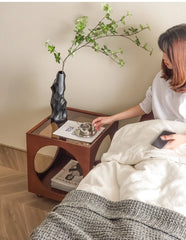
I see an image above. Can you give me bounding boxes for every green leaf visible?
[75,34,85,44]
[111,22,118,29]
[143,43,147,50]
[106,13,111,20]
[93,42,100,52]
[128,27,138,34]
[146,24,151,30]
[107,21,118,34]
[119,59,125,67]
[127,11,132,17]
[99,22,109,34]
[120,16,125,25]
[101,3,112,13]
[54,52,61,63]
[45,40,49,46]
[113,53,118,59]
[75,16,88,33]
[68,49,75,56]
[85,35,94,43]
[118,48,123,54]
[101,45,111,55]
[135,36,140,46]
[124,29,130,36]
[48,45,55,53]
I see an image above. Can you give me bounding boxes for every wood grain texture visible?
[0,144,57,240]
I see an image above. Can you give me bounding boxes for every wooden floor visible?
[0,144,57,240]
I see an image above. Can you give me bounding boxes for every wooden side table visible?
[26,107,118,201]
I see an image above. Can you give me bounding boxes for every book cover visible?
[51,159,83,192]
[53,120,105,143]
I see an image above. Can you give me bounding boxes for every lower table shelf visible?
[38,148,71,194]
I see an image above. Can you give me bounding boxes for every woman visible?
[92,24,186,149]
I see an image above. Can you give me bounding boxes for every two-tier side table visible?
[26,107,118,201]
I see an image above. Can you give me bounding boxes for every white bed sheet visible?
[77,119,186,217]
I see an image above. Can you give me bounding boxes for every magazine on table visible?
[51,159,83,192]
[53,120,105,143]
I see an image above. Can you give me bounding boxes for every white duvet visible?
[77,119,186,217]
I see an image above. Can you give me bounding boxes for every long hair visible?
[158,24,186,92]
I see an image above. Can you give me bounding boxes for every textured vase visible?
[50,71,67,123]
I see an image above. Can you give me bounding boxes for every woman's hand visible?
[92,104,145,131]
[161,133,186,149]
[92,116,114,131]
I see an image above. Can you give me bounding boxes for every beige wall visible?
[0,2,186,150]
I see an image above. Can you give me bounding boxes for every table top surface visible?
[28,108,111,147]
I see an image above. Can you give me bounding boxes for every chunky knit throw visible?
[30,190,186,240]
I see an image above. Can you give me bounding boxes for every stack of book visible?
[51,159,83,192]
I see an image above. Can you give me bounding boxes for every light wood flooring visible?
[0,144,58,240]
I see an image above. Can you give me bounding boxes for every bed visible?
[30,118,186,240]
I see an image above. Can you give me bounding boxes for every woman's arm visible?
[92,104,145,130]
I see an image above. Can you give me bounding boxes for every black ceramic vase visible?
[50,71,67,123]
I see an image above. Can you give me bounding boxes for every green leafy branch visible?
[45,3,153,72]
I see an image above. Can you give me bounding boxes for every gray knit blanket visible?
[30,190,186,240]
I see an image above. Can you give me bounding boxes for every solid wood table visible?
[26,107,118,201]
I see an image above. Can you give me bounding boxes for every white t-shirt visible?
[139,71,186,122]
